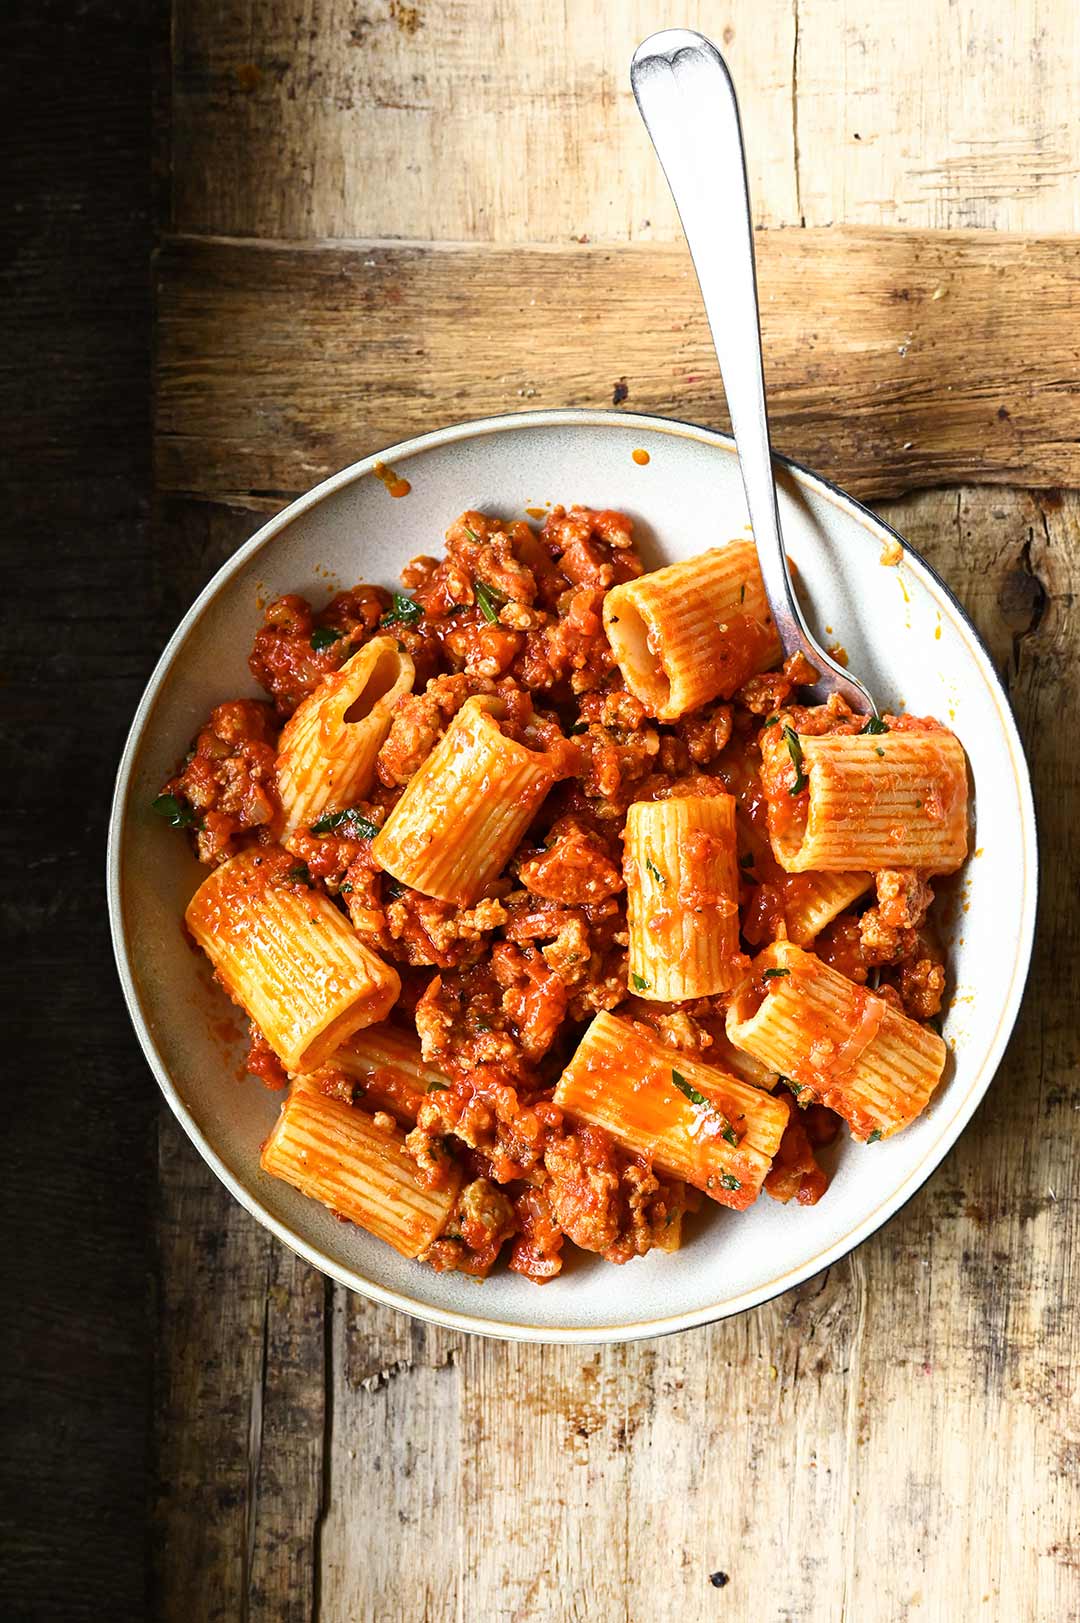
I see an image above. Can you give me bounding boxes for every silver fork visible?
[631,27,877,717]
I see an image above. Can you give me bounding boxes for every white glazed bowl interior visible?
[109,411,1036,1343]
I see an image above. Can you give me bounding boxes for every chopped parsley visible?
[310,625,343,651]
[720,1172,741,1192]
[474,580,507,623]
[311,806,380,840]
[285,863,311,886]
[568,721,589,735]
[380,591,423,628]
[426,1080,449,1093]
[340,883,353,895]
[671,1069,706,1107]
[763,714,780,727]
[645,857,666,886]
[151,793,196,828]
[780,1074,802,1094]
[861,715,889,735]
[463,525,480,542]
[722,1124,739,1147]
[868,1128,883,1143]
[630,972,650,992]
[763,967,790,981]
[874,745,885,758]
[783,725,807,794]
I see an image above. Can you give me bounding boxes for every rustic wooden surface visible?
[2,1,157,1617]
[145,3,1080,1620]
[157,230,1080,505]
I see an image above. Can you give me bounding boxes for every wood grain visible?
[146,1,1080,1619]
[168,0,1080,242]
[156,229,1080,507]
[150,486,1079,1622]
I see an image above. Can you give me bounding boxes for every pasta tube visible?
[554,1011,789,1210]
[725,940,946,1140]
[372,696,558,904]
[763,727,968,874]
[625,794,742,999]
[276,637,414,839]
[261,1074,459,1257]
[184,847,400,1072]
[332,1022,452,1124]
[602,542,781,720]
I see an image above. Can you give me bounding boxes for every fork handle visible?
[630,28,874,714]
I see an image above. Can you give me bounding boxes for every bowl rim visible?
[108,406,1038,1344]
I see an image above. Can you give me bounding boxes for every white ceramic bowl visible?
[108,410,1037,1343]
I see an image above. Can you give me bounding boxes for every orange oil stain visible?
[373,460,411,498]
[632,448,651,466]
[526,506,548,519]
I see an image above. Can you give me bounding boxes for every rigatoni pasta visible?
[602,541,781,720]
[153,497,971,1283]
[725,941,947,1140]
[625,794,742,998]
[372,696,559,904]
[762,726,968,874]
[184,847,400,1071]
[261,1073,459,1257]
[554,1012,789,1209]
[332,1022,452,1124]
[276,636,414,839]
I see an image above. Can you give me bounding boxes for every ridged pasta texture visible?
[276,636,414,839]
[625,794,743,999]
[602,541,781,720]
[184,847,401,1072]
[766,728,969,874]
[782,870,875,945]
[331,1022,453,1125]
[261,1073,459,1257]
[372,696,558,903]
[725,940,947,1140]
[554,1011,790,1211]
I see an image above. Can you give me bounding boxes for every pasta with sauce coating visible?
[625,794,743,999]
[185,846,400,1072]
[261,1071,459,1257]
[602,541,781,720]
[554,1012,790,1210]
[725,940,946,1140]
[372,696,559,904]
[276,636,414,841]
[761,726,968,874]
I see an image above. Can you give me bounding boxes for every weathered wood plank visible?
[156,230,1080,508]
[168,0,1080,243]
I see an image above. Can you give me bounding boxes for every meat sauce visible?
[159,503,953,1280]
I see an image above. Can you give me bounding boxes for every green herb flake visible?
[671,1069,707,1108]
[426,1080,449,1093]
[311,806,381,840]
[463,526,480,542]
[861,715,889,735]
[763,714,780,728]
[310,625,344,651]
[783,725,807,795]
[151,793,196,829]
[763,967,790,981]
[868,1128,883,1143]
[380,591,423,628]
[722,1124,739,1147]
[645,857,666,886]
[568,721,589,736]
[474,580,507,623]
[630,972,650,992]
[340,883,353,895]
[285,863,311,886]
[874,745,885,758]
[720,1172,741,1192]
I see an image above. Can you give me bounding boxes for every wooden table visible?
[18,2,1079,1618]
